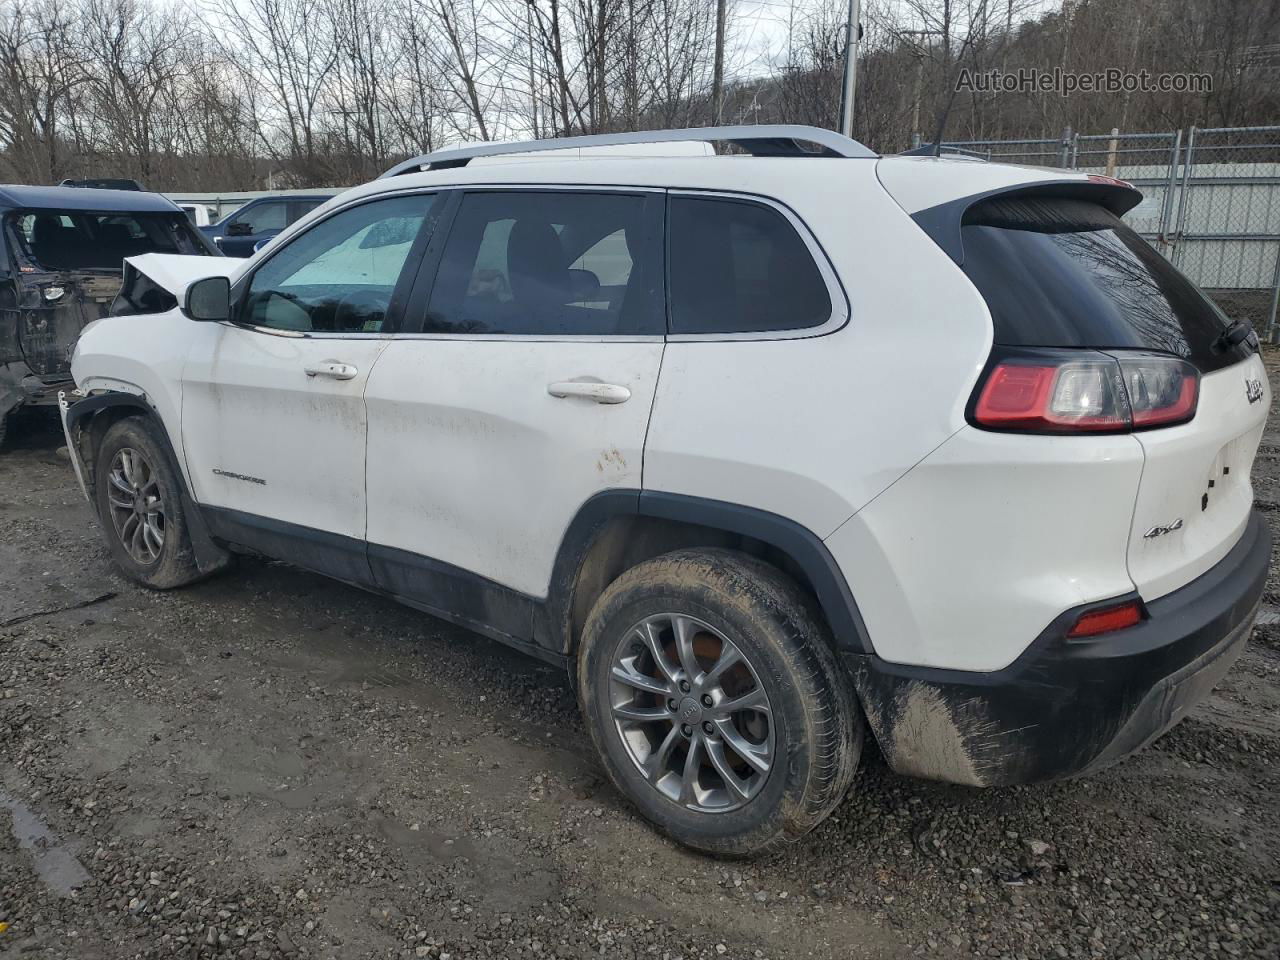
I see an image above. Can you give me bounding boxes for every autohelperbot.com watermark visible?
[956,67,1212,96]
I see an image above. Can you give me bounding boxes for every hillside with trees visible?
[0,0,1276,189]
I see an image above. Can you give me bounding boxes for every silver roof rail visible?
[379,125,877,178]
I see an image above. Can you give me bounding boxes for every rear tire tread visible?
[578,547,862,857]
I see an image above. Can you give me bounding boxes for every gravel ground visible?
[2,359,1280,960]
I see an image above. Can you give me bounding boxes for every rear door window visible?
[961,196,1249,372]
[667,195,832,335]
[289,199,327,224]
[234,200,289,234]
[420,190,663,336]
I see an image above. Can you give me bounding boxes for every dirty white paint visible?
[363,339,663,598]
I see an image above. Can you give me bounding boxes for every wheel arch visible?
[66,392,163,504]
[546,490,874,659]
[66,391,227,574]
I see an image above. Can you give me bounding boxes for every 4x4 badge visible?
[1246,378,1264,404]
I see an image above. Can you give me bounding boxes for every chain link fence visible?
[941,125,1280,340]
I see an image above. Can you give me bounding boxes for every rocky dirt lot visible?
[2,361,1279,960]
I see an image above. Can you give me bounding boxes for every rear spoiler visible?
[911,178,1144,266]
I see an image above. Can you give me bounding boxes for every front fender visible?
[60,390,229,575]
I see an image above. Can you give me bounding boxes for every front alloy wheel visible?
[610,613,773,812]
[105,447,166,565]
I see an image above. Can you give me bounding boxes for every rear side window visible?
[667,196,831,335]
[9,210,205,271]
[290,199,326,223]
[422,191,662,336]
[231,200,289,233]
[961,196,1248,372]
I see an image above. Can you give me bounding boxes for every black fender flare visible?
[544,489,874,655]
[65,391,227,574]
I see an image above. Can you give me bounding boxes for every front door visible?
[364,188,667,608]
[181,192,443,577]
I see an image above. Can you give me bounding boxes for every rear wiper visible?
[1212,318,1257,353]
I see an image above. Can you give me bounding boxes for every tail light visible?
[973,351,1198,434]
[1067,598,1144,638]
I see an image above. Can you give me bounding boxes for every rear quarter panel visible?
[644,160,993,538]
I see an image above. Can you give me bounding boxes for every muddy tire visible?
[578,548,862,857]
[94,416,203,590]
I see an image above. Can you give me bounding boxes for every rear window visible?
[8,210,207,272]
[961,196,1249,373]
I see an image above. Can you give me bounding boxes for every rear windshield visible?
[7,210,207,272]
[961,196,1250,373]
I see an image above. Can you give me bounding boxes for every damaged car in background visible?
[0,185,218,447]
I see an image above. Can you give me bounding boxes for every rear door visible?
[959,194,1267,600]
[363,187,666,604]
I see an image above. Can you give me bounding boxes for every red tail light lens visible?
[1067,599,1143,638]
[1123,357,1200,427]
[973,353,1198,433]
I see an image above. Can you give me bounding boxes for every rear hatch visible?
[4,208,214,379]
[959,192,1266,601]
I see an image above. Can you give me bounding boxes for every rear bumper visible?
[1,365,72,415]
[845,510,1270,786]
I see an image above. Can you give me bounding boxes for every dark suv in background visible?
[201,193,336,257]
[0,185,217,447]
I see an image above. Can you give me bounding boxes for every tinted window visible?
[234,201,289,233]
[10,210,205,270]
[961,197,1248,372]
[243,194,436,333]
[290,199,327,223]
[423,191,661,335]
[668,196,831,335]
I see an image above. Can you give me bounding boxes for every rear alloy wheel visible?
[579,548,863,856]
[610,612,773,813]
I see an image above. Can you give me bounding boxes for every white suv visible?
[61,126,1271,855]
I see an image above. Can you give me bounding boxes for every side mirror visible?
[184,276,231,322]
[226,221,252,236]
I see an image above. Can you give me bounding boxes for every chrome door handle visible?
[305,361,358,380]
[548,380,631,404]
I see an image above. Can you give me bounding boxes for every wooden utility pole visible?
[712,0,727,124]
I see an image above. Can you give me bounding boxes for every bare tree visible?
[210,0,340,184]
[0,0,85,181]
